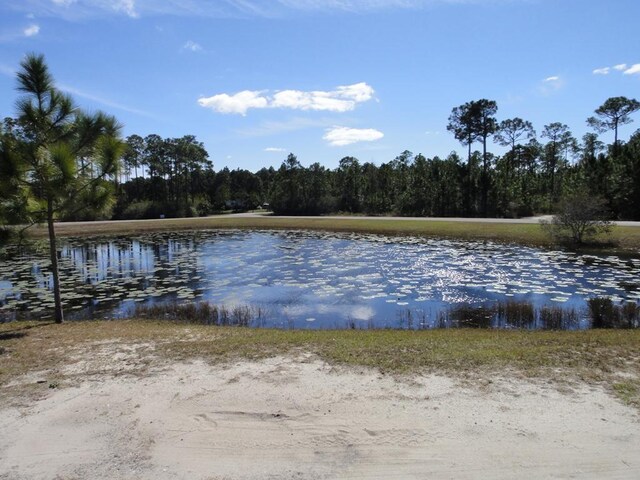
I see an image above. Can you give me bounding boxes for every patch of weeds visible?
[134,302,266,327]
[495,301,535,328]
[448,305,494,328]
[539,305,580,330]
[588,298,640,329]
[612,381,640,407]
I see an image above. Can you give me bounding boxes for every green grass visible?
[16,216,640,250]
[613,381,640,407]
[2,320,639,406]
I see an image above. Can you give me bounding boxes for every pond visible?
[1,230,639,329]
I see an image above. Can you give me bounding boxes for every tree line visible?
[113,95,640,220]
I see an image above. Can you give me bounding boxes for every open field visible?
[1,321,640,479]
[16,214,640,250]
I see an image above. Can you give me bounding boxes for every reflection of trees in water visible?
[58,235,203,284]
[0,234,206,319]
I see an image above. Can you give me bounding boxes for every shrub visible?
[541,192,613,245]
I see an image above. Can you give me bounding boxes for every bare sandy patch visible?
[1,352,639,480]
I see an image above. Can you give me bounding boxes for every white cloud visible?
[271,89,358,112]
[334,82,375,102]
[198,90,269,115]
[51,0,76,5]
[199,82,375,115]
[323,126,384,146]
[592,62,640,77]
[623,64,640,76]
[538,75,564,96]
[182,40,202,52]
[114,0,137,18]
[23,24,40,36]
[264,147,287,152]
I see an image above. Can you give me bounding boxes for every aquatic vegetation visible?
[134,302,266,327]
[128,298,636,331]
[538,305,580,330]
[495,301,535,328]
[588,297,640,329]
[1,230,639,329]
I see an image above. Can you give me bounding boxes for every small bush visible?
[541,192,613,245]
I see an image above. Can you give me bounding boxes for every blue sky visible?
[1,0,639,171]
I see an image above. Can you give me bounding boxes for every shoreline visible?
[6,213,640,252]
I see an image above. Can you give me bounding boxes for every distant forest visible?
[3,96,640,221]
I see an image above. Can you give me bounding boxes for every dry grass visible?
[2,320,639,406]
[15,216,640,250]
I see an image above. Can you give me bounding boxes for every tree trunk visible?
[482,135,488,216]
[614,120,619,159]
[467,135,473,216]
[47,199,64,324]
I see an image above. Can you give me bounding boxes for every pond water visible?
[1,230,639,329]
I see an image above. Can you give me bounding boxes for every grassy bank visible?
[2,320,639,406]
[17,215,640,250]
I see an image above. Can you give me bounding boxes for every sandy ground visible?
[1,353,639,480]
